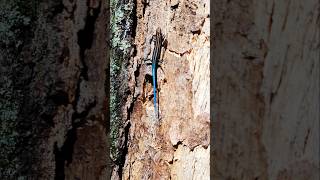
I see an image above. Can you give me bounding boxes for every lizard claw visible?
[158,59,164,65]
[144,58,152,65]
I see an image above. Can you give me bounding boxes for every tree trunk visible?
[212,0,319,179]
[111,0,210,179]
[1,0,110,179]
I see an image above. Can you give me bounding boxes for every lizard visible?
[145,27,165,120]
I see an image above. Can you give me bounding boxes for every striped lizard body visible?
[151,27,163,120]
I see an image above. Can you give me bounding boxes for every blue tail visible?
[152,64,158,119]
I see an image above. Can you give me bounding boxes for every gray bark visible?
[212,0,319,179]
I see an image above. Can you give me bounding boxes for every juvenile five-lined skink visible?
[150,27,163,120]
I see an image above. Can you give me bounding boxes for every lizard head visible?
[156,27,161,35]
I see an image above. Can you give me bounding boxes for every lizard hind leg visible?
[143,58,152,65]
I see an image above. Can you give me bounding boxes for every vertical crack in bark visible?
[303,128,311,154]
[270,45,290,104]
[118,122,131,179]
[77,1,101,80]
[131,0,138,39]
[54,129,76,180]
[54,1,101,179]
[268,1,275,40]
[54,100,97,180]
[281,0,291,31]
[142,0,149,17]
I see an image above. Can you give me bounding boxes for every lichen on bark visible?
[0,0,39,178]
[110,0,135,165]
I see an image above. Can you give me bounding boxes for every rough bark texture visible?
[111,0,210,179]
[212,0,319,179]
[1,0,110,179]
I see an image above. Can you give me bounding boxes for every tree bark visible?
[111,0,210,179]
[1,0,110,179]
[212,0,319,179]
